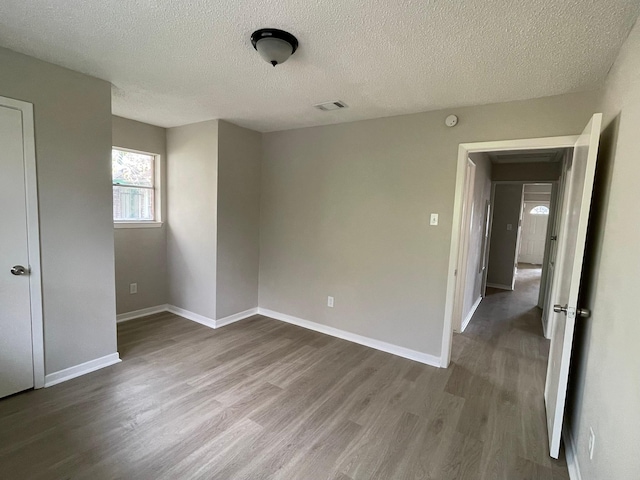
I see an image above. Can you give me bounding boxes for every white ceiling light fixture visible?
[251,28,299,67]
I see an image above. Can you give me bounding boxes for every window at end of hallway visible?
[112,148,162,228]
[529,205,549,215]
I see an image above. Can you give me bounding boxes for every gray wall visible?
[461,152,492,325]
[112,116,168,314]
[523,193,552,202]
[567,19,640,479]
[216,121,261,318]
[167,120,218,319]
[0,47,117,374]
[260,90,600,356]
[492,162,561,181]
[523,183,552,203]
[486,184,523,288]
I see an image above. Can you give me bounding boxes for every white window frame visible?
[112,146,163,228]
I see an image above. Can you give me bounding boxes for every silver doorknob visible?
[10,265,28,276]
[553,304,591,318]
[553,304,568,314]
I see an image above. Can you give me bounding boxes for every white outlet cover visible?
[327,296,334,307]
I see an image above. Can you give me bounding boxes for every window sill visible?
[114,222,164,229]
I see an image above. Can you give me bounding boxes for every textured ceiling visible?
[0,0,638,132]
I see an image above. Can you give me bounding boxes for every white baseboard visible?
[257,308,442,368]
[116,304,169,323]
[486,282,513,291]
[117,303,441,367]
[166,305,217,329]
[166,305,257,329]
[45,353,121,387]
[215,307,259,328]
[461,296,482,332]
[563,426,583,480]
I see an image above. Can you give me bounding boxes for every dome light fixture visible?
[251,28,299,67]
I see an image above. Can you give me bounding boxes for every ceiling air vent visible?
[314,101,348,111]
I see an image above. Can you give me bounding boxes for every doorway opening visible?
[443,136,581,368]
[482,180,557,337]
[515,184,554,320]
[448,145,572,339]
[442,114,602,460]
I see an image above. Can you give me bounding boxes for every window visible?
[112,148,160,224]
[530,205,550,215]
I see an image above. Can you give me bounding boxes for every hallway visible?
[466,264,546,342]
[450,264,567,478]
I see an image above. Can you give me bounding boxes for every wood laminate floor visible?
[0,266,569,479]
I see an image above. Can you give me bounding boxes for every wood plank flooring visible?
[0,266,569,479]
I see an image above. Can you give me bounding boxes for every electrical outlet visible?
[327,296,334,308]
[129,283,138,294]
[588,427,595,460]
[507,223,513,231]
[430,213,439,226]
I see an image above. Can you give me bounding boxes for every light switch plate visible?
[430,213,439,226]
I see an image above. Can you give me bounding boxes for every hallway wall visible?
[486,184,522,289]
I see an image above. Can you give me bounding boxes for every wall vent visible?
[314,100,348,111]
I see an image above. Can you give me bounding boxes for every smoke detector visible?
[445,115,458,127]
[314,101,348,112]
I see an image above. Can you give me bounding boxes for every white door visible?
[452,159,476,331]
[544,113,602,458]
[518,201,550,264]
[0,104,35,398]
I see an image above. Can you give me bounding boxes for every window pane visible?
[112,149,154,187]
[530,205,550,215]
[113,186,154,221]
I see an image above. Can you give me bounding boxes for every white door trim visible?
[441,135,579,368]
[1,95,45,389]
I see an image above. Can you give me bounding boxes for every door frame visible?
[441,135,579,367]
[1,95,45,389]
